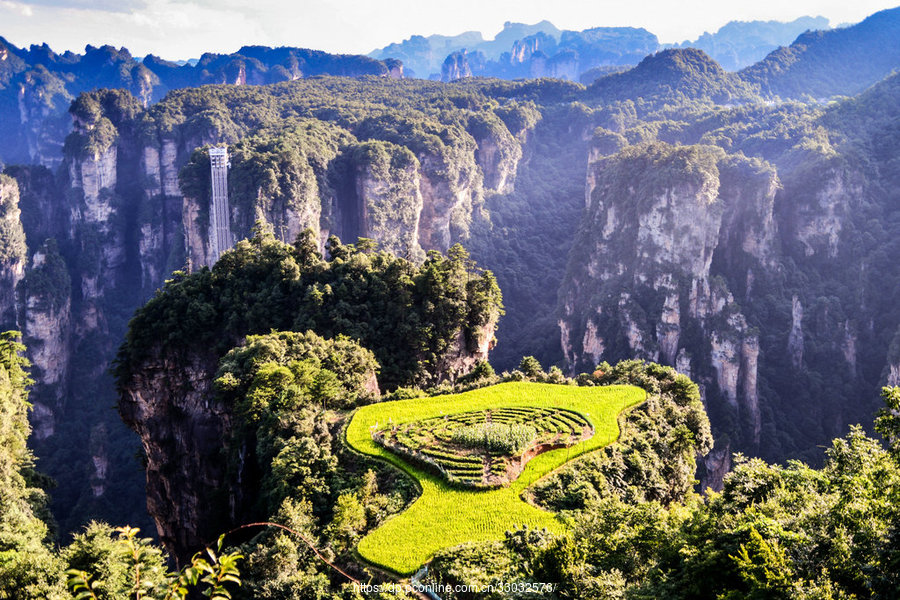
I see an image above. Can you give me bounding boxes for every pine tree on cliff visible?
[0,331,67,598]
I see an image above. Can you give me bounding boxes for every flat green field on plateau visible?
[345,382,646,575]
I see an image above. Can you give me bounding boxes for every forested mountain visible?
[587,48,759,105]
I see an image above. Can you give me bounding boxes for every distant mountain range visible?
[670,16,830,71]
[369,16,831,81]
[741,8,900,98]
[2,7,900,168]
[0,40,400,164]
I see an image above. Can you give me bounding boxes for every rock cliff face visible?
[22,245,71,440]
[0,175,26,329]
[560,144,773,475]
[0,177,70,441]
[118,348,225,563]
[558,74,900,483]
[8,83,521,452]
[415,151,482,253]
[437,320,497,381]
[168,115,514,267]
[350,142,425,260]
[441,51,480,82]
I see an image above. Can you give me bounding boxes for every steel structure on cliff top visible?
[209,146,231,263]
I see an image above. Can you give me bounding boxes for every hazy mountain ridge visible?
[372,14,835,82]
[670,15,830,71]
[741,6,900,99]
[0,38,400,166]
[369,20,563,77]
[2,9,895,170]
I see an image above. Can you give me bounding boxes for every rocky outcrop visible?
[793,171,860,258]
[0,175,26,329]
[788,295,804,368]
[182,194,213,269]
[441,50,486,82]
[698,443,732,492]
[546,50,580,81]
[560,143,769,460]
[351,142,425,260]
[69,144,117,209]
[22,243,72,440]
[438,319,498,382]
[468,114,523,195]
[118,348,226,564]
[89,423,110,497]
[510,34,555,66]
[416,151,482,252]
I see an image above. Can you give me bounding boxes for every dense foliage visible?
[215,330,379,518]
[588,49,760,107]
[533,360,713,508]
[428,385,900,600]
[0,174,26,267]
[0,333,244,600]
[117,229,501,390]
[0,331,66,598]
[202,331,419,598]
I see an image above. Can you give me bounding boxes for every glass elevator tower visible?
[208,146,231,263]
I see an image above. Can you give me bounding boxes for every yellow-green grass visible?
[345,381,646,575]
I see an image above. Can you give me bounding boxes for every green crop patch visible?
[372,406,592,488]
[345,381,645,575]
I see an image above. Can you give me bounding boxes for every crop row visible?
[431,457,484,470]
[422,449,483,464]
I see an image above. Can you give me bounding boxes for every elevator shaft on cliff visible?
[209,146,231,263]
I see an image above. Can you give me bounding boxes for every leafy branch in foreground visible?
[65,526,242,600]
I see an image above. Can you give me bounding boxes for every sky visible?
[0,0,897,61]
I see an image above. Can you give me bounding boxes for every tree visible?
[327,494,367,555]
[65,525,243,600]
[310,369,341,411]
[0,331,67,599]
[875,386,900,461]
[517,356,544,379]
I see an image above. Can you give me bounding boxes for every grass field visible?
[345,381,646,575]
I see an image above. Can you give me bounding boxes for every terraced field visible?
[373,406,593,487]
[345,381,645,575]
